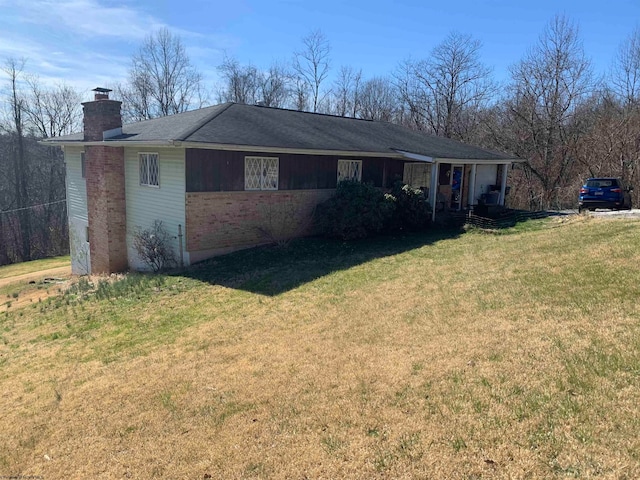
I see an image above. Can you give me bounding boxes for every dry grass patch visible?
[0,255,69,280]
[1,217,640,478]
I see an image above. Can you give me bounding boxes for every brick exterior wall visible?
[85,145,127,273]
[82,99,122,142]
[185,190,335,258]
[82,98,127,273]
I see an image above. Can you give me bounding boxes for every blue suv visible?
[578,177,633,212]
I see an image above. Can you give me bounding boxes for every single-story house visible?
[45,89,522,275]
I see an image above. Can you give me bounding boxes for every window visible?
[586,179,617,188]
[81,152,86,179]
[139,153,159,187]
[337,159,362,183]
[403,163,431,189]
[245,156,279,190]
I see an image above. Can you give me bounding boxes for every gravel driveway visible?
[558,209,640,219]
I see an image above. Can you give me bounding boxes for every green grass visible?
[0,255,70,280]
[1,216,640,478]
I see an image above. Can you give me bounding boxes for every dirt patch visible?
[0,265,72,312]
[0,265,71,289]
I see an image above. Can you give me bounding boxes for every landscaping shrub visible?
[133,220,177,272]
[387,181,432,231]
[315,180,395,240]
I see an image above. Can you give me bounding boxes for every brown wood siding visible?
[280,155,337,190]
[385,159,406,187]
[439,163,451,185]
[186,149,244,192]
[186,148,407,192]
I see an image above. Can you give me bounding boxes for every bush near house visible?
[315,180,395,240]
[315,181,431,240]
[132,220,177,272]
[387,181,431,231]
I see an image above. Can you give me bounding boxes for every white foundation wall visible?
[124,147,189,271]
[65,147,91,275]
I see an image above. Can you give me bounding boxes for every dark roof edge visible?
[174,103,234,141]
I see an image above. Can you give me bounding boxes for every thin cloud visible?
[15,0,164,40]
[0,1,239,96]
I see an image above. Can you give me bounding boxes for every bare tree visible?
[332,65,362,117]
[293,29,331,112]
[292,76,309,111]
[506,15,594,209]
[0,59,74,265]
[612,27,640,106]
[217,55,259,104]
[395,32,495,139]
[24,78,81,138]
[571,30,640,207]
[358,76,398,121]
[258,62,292,108]
[23,77,79,252]
[120,28,205,121]
[2,58,31,260]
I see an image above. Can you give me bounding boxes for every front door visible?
[451,165,464,210]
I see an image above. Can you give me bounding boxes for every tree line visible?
[113,15,640,211]
[0,60,80,265]
[1,14,639,264]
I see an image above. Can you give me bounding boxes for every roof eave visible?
[40,139,175,147]
[40,138,523,164]
[176,141,409,158]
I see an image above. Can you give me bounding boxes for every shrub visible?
[315,180,395,240]
[387,181,432,231]
[133,220,177,272]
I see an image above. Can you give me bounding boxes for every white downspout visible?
[499,164,509,206]
[430,162,439,221]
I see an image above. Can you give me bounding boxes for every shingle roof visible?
[47,102,517,161]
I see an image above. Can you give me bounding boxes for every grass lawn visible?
[1,216,639,478]
[0,255,69,280]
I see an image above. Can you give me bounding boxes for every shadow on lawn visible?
[177,228,462,296]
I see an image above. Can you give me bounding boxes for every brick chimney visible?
[82,88,128,274]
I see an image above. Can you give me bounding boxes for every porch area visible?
[401,159,512,221]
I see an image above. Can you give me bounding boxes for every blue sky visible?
[0,0,638,100]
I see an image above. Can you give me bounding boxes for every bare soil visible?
[0,265,72,312]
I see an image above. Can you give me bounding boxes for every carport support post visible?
[430,162,439,222]
[468,164,477,210]
[499,165,508,206]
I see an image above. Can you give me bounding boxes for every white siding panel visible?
[473,165,498,202]
[66,147,88,222]
[65,147,90,274]
[125,147,189,271]
[69,217,90,275]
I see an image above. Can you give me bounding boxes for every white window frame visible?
[245,156,279,191]
[139,152,160,188]
[80,151,86,179]
[337,159,362,183]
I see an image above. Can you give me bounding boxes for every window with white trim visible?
[337,159,362,183]
[81,151,86,179]
[245,156,279,190]
[139,153,159,187]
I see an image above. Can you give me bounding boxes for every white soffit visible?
[395,150,434,163]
